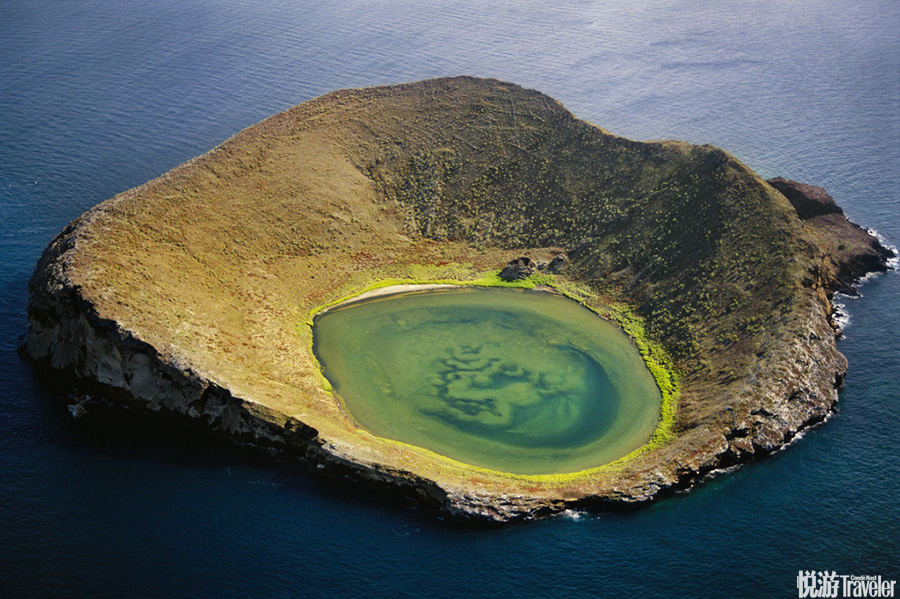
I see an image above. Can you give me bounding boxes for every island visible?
[25,77,894,522]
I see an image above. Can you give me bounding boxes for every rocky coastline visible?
[24,78,895,522]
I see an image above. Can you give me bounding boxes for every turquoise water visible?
[1,1,898,596]
[314,288,660,474]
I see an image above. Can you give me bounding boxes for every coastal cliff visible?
[25,77,893,522]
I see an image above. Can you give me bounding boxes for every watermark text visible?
[798,571,897,598]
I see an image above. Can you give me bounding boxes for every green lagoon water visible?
[313,287,661,474]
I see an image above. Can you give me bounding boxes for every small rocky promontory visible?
[768,177,844,220]
[768,177,894,294]
[25,77,893,522]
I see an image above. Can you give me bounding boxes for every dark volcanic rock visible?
[768,177,843,220]
[499,256,536,281]
[545,254,569,274]
[768,176,895,294]
[806,213,895,294]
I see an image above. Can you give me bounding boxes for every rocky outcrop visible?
[499,254,568,281]
[544,254,569,275]
[768,177,843,220]
[815,214,896,294]
[768,177,895,295]
[499,256,537,281]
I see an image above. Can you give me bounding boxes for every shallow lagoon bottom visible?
[313,287,661,474]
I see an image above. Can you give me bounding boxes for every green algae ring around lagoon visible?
[312,287,661,475]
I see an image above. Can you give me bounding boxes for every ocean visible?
[1,1,897,596]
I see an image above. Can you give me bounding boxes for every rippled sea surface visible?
[1,1,898,596]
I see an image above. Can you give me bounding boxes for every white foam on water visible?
[867,228,899,270]
[832,293,853,331]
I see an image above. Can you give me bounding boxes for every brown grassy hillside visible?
[28,77,858,519]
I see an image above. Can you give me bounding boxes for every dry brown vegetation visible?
[34,77,860,512]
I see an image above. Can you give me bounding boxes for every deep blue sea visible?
[1,1,898,597]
